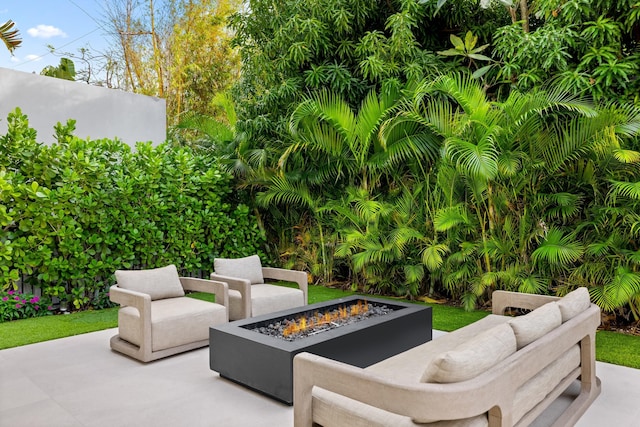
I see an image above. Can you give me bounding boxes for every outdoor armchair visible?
[109,264,229,362]
[210,255,308,320]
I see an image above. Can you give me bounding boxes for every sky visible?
[0,0,110,74]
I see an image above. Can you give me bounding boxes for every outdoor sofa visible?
[293,287,601,427]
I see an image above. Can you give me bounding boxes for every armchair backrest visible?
[213,255,264,285]
[115,264,185,301]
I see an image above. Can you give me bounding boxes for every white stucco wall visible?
[0,67,166,146]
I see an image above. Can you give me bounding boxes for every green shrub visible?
[0,108,265,311]
[0,289,53,322]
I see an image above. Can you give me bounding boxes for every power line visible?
[10,0,109,70]
[11,26,102,68]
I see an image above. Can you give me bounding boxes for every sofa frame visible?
[293,290,601,427]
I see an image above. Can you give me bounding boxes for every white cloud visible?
[25,54,43,61]
[10,56,20,63]
[27,25,67,39]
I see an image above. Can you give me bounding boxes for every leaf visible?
[467,53,492,62]
[464,31,477,51]
[450,34,464,51]
[421,243,450,271]
[437,48,464,57]
[0,20,22,53]
[434,205,470,232]
[531,229,584,266]
[472,64,493,79]
[610,180,640,200]
[613,149,640,164]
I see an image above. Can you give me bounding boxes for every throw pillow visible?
[420,323,517,384]
[214,255,264,284]
[508,302,562,349]
[115,264,185,301]
[557,287,591,322]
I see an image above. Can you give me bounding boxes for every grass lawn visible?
[2,284,639,369]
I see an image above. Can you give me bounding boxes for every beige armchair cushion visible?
[420,323,516,385]
[214,255,264,284]
[115,264,185,301]
[508,301,562,349]
[244,284,304,317]
[119,297,226,352]
[558,287,591,322]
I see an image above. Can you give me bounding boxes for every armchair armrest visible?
[492,290,560,315]
[180,277,229,321]
[109,284,151,310]
[109,285,152,356]
[262,267,308,304]
[210,273,251,319]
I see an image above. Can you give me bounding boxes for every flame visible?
[282,300,369,337]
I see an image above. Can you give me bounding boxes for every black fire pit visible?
[209,296,432,404]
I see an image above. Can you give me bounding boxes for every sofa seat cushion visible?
[312,387,488,427]
[118,297,226,352]
[508,302,562,349]
[367,314,511,383]
[214,255,264,284]
[558,287,591,322]
[115,264,185,301]
[513,344,581,423]
[228,284,304,318]
[420,323,517,384]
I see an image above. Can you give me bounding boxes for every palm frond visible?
[420,243,450,271]
[607,267,640,307]
[433,204,471,232]
[445,137,498,180]
[531,228,584,266]
[517,275,548,294]
[0,20,21,53]
[612,149,640,164]
[610,180,640,201]
[404,264,425,284]
[256,175,316,209]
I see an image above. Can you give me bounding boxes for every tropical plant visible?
[0,20,21,53]
[41,58,77,81]
[382,73,640,310]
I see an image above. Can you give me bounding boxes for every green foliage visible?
[258,74,640,320]
[491,0,640,101]
[0,109,265,310]
[40,57,76,81]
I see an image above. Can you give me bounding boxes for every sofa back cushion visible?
[508,302,562,349]
[214,255,264,285]
[421,322,517,384]
[115,264,185,301]
[557,287,591,322]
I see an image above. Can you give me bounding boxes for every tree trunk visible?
[520,0,530,33]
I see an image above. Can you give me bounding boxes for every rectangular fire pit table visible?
[209,296,432,404]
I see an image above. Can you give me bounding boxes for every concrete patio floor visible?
[1,328,639,427]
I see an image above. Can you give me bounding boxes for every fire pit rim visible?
[212,295,425,350]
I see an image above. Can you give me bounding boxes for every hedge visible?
[0,108,265,311]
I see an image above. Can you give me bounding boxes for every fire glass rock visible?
[246,302,396,341]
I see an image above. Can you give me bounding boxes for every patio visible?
[1,328,639,427]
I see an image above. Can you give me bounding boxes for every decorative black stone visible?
[209,296,432,405]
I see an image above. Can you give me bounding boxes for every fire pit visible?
[209,296,432,404]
